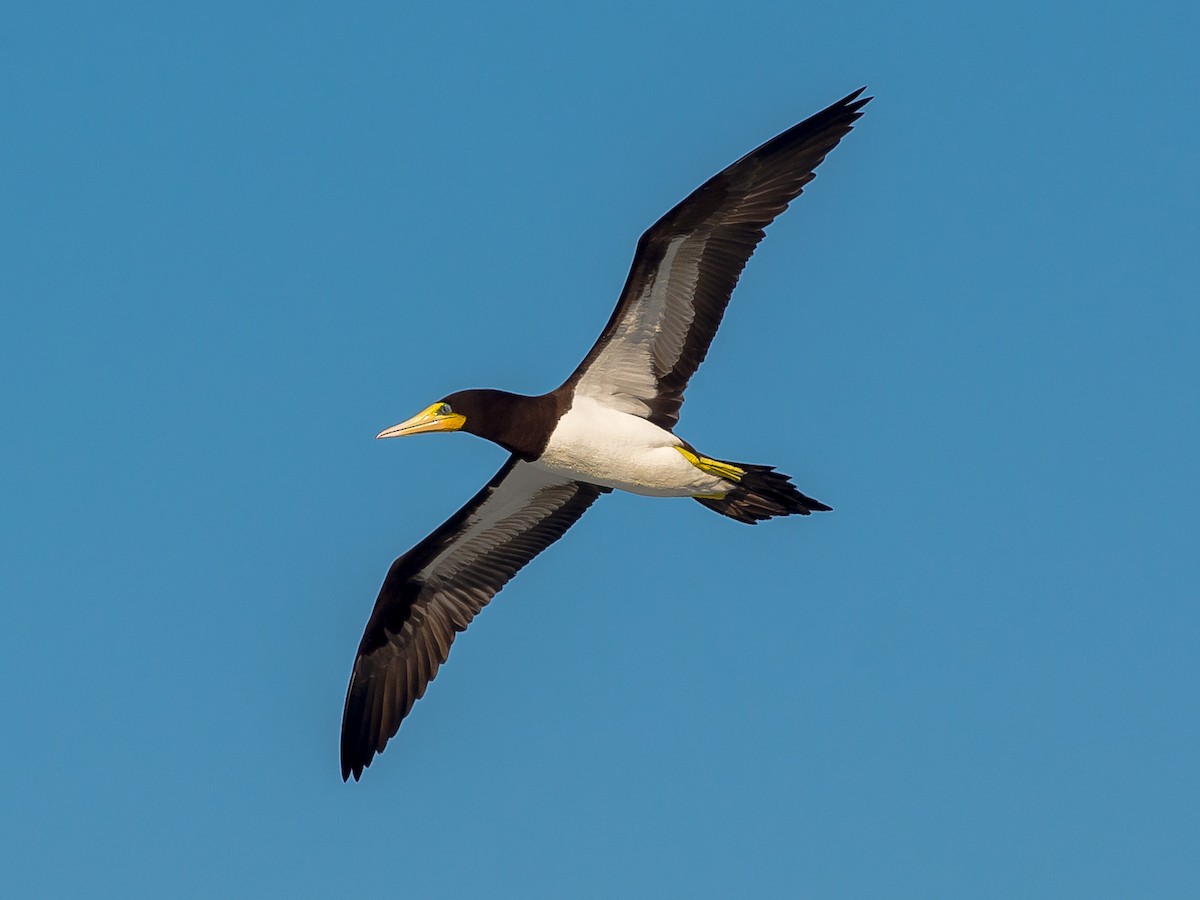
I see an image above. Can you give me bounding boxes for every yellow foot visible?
[675,446,745,482]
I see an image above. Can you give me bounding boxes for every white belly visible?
[535,396,727,497]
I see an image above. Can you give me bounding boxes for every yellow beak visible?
[376,403,467,439]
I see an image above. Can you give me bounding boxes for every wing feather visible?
[340,458,606,781]
[568,88,871,427]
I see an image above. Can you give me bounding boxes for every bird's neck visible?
[459,389,566,460]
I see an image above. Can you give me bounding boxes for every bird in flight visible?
[341,87,870,781]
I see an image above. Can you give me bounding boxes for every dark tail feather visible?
[695,464,832,525]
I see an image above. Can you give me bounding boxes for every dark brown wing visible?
[567,88,870,428]
[341,458,607,781]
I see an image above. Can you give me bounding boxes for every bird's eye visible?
[438,403,453,416]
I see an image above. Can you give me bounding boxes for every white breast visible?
[536,396,726,497]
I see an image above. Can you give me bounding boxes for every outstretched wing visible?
[341,458,607,781]
[568,88,870,428]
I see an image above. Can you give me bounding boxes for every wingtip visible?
[836,86,873,116]
[340,725,372,782]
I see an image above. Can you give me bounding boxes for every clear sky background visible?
[3,2,1197,897]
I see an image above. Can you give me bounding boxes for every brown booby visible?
[341,88,870,781]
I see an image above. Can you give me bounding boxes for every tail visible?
[695,463,832,525]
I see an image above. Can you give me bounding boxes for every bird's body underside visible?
[536,397,830,520]
[340,87,870,781]
[536,396,728,497]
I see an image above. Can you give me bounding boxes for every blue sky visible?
[3,1,1197,896]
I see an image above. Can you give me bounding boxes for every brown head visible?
[376,389,564,460]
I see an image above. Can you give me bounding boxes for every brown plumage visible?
[341,88,869,781]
